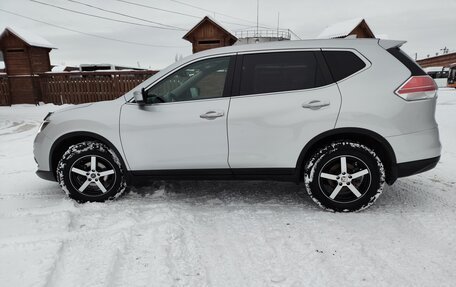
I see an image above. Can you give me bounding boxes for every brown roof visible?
[182,16,237,42]
[317,18,375,39]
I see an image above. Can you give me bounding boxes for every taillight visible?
[395,76,438,101]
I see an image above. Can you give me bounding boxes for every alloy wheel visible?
[69,155,117,196]
[318,155,371,203]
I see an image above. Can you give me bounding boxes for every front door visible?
[120,56,234,171]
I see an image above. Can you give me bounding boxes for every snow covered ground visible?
[0,89,455,287]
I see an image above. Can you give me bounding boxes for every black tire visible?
[56,141,128,202]
[303,141,385,212]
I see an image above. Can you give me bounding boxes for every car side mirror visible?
[190,87,200,99]
[133,88,146,104]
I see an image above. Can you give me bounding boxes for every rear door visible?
[227,50,341,170]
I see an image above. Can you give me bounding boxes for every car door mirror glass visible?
[190,87,200,99]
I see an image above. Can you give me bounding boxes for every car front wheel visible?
[304,141,385,212]
[56,141,128,202]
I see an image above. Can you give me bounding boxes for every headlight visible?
[38,112,53,132]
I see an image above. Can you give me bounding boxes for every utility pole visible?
[277,12,280,38]
[256,0,259,37]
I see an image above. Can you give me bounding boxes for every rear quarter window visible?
[322,51,367,82]
[387,47,426,76]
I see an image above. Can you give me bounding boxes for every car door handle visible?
[302,100,330,110]
[200,111,225,120]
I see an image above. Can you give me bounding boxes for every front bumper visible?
[33,129,53,171]
[36,170,56,182]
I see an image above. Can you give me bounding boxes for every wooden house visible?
[183,16,237,54]
[417,52,456,68]
[0,27,55,104]
[317,18,375,39]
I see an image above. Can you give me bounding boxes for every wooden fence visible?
[38,70,157,104]
[0,75,9,106]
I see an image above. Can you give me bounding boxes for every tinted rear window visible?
[239,51,328,95]
[322,51,366,82]
[387,47,426,76]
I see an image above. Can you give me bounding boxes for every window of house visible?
[198,40,221,45]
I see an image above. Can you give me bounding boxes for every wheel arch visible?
[295,128,398,185]
[49,131,128,179]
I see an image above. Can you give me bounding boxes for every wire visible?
[0,8,187,48]
[66,0,186,31]
[114,0,254,28]
[168,0,252,24]
[115,0,200,19]
[168,0,272,29]
[29,0,183,31]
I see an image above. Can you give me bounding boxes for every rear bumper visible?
[386,128,441,163]
[36,170,56,182]
[397,156,440,179]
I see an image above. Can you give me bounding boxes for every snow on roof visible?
[1,26,56,49]
[51,65,66,72]
[317,18,365,39]
[375,34,389,40]
[80,63,113,67]
[424,66,449,72]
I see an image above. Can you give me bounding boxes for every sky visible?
[0,0,455,70]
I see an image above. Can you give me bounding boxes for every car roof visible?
[194,38,381,57]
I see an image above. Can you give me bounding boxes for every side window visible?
[323,51,367,82]
[239,51,328,96]
[145,56,230,104]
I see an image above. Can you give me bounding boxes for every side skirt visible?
[130,168,299,185]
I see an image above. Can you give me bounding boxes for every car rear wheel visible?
[56,141,128,202]
[303,141,385,212]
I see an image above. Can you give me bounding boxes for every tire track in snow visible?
[42,210,75,287]
[110,202,177,287]
[234,210,290,285]
[111,194,208,287]
[0,203,74,287]
[164,203,208,287]
[185,207,283,286]
[44,205,133,287]
[268,212,413,287]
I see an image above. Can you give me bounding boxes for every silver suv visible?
[34,39,441,212]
